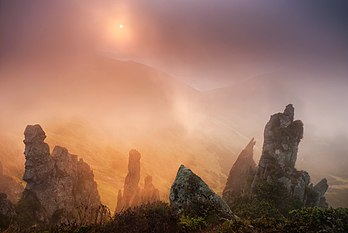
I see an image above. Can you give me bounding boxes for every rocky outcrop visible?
[115,150,160,213]
[0,161,23,203]
[170,165,234,220]
[19,124,110,226]
[222,138,257,201]
[250,105,328,207]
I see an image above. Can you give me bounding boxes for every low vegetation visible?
[1,201,347,233]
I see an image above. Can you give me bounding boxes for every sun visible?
[119,24,124,29]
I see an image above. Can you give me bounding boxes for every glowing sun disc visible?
[119,24,124,29]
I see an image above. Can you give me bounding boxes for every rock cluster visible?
[19,124,110,226]
[0,161,23,203]
[170,165,234,220]
[222,138,257,200]
[115,150,160,213]
[223,105,329,208]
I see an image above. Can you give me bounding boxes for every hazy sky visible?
[1,0,348,208]
[1,0,348,89]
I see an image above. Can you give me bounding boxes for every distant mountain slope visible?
[0,56,246,211]
[1,60,346,209]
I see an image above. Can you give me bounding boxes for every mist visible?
[0,0,348,209]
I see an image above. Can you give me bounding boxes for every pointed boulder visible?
[170,165,234,220]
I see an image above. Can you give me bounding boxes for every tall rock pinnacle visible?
[259,104,303,172]
[123,149,141,209]
[23,125,54,186]
[251,105,328,207]
[115,150,160,213]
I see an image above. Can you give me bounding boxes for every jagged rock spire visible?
[123,149,141,209]
[250,105,328,207]
[222,138,257,201]
[258,104,303,173]
[115,150,160,213]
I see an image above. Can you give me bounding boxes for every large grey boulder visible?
[170,165,234,220]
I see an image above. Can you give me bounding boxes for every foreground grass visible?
[1,202,347,233]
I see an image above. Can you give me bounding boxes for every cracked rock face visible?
[259,104,303,172]
[23,125,54,186]
[222,138,257,201]
[170,165,233,220]
[19,124,108,226]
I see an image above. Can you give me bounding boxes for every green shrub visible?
[253,180,302,215]
[284,207,348,233]
[218,218,254,233]
[227,180,304,219]
[178,216,207,232]
[227,195,283,219]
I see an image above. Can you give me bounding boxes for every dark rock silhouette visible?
[0,161,23,203]
[115,150,160,213]
[222,138,257,201]
[170,165,234,220]
[18,124,110,226]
